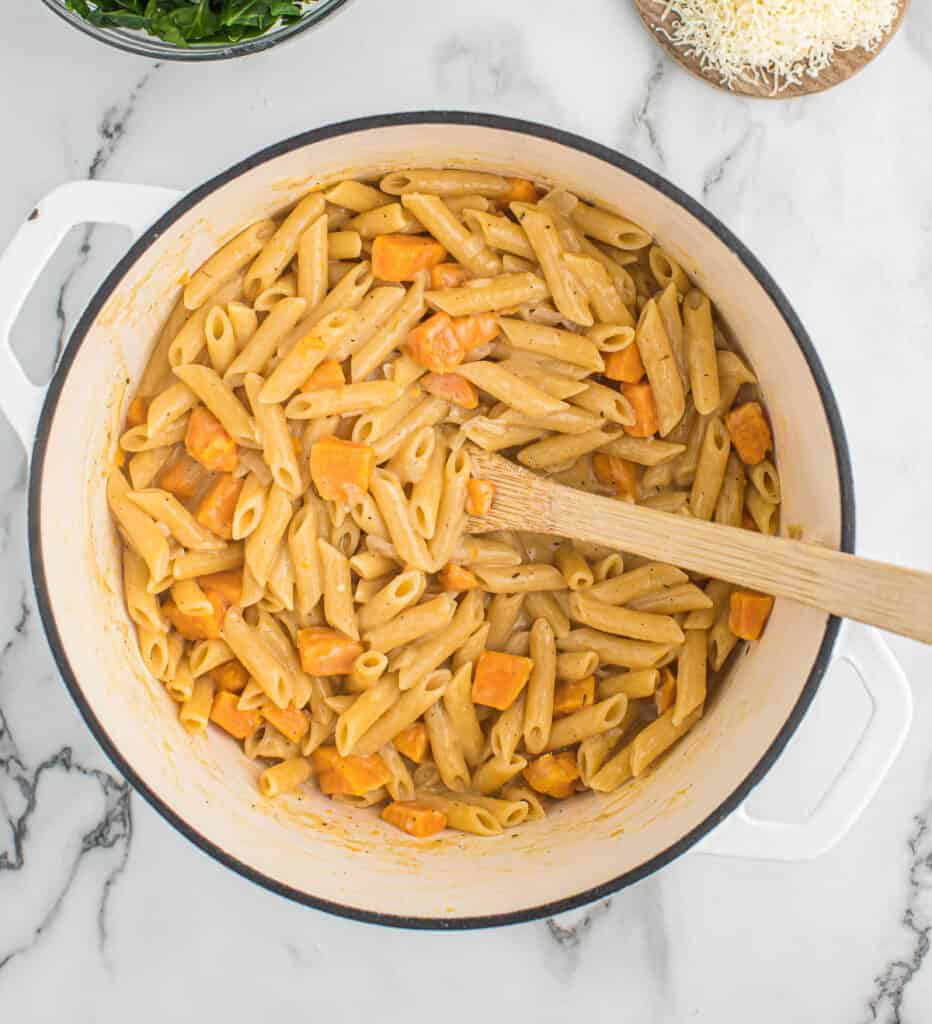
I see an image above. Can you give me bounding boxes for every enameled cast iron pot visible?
[0,114,912,928]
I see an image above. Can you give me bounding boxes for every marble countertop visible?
[2,2,932,1020]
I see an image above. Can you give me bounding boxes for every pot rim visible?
[27,111,855,930]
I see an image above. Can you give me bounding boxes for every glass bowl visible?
[40,0,351,60]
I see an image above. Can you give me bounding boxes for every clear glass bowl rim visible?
[39,0,351,60]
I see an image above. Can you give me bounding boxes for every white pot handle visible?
[0,180,183,450]
[697,622,911,861]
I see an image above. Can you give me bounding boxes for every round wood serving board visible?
[633,0,911,99]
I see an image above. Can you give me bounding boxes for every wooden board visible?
[633,0,910,99]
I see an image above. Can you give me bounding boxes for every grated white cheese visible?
[658,0,901,93]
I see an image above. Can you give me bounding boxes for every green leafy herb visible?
[64,0,316,46]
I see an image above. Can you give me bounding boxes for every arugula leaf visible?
[63,0,316,46]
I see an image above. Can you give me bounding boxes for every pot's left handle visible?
[0,180,183,450]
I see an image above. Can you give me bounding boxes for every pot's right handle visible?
[0,180,182,450]
[697,623,912,861]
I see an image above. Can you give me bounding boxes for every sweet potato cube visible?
[196,473,243,540]
[209,659,248,694]
[592,453,641,501]
[471,649,533,710]
[309,435,374,501]
[431,263,470,289]
[406,312,465,373]
[301,359,345,392]
[126,396,149,428]
[186,406,238,472]
[198,570,243,607]
[438,563,480,592]
[261,703,310,744]
[524,752,580,799]
[317,752,392,796]
[553,676,596,717]
[394,722,429,764]
[163,591,226,641]
[725,401,773,466]
[372,235,446,282]
[449,314,499,352]
[502,177,540,205]
[421,373,479,410]
[621,382,658,438]
[729,591,774,641]
[158,454,206,501]
[382,800,447,837]
[297,627,364,675]
[210,691,260,740]
[604,344,645,384]
[466,479,495,516]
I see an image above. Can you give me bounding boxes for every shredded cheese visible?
[658,0,900,93]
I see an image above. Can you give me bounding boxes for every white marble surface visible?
[2,1,932,1020]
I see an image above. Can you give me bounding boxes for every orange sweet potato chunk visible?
[394,723,429,764]
[317,752,392,796]
[297,627,364,675]
[158,454,206,501]
[466,479,495,516]
[372,235,446,282]
[261,703,310,744]
[163,591,226,641]
[524,752,580,799]
[301,359,345,392]
[725,401,773,466]
[552,677,596,717]
[126,396,149,429]
[406,312,465,373]
[185,406,238,472]
[438,563,479,592]
[431,263,470,289]
[209,659,248,694]
[471,650,533,710]
[621,382,658,438]
[592,453,641,501]
[196,473,243,540]
[604,344,645,384]
[198,570,243,607]
[210,691,260,740]
[502,177,540,205]
[382,800,447,838]
[449,314,499,352]
[729,591,774,641]
[421,373,479,410]
[310,435,374,502]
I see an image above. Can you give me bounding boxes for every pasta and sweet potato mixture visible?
[110,167,778,839]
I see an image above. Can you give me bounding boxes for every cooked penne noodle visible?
[569,593,684,645]
[462,209,536,259]
[443,662,485,767]
[184,220,276,311]
[570,200,651,250]
[425,273,549,317]
[224,296,307,385]
[474,563,565,594]
[690,416,731,520]
[472,752,528,795]
[353,670,450,756]
[245,192,326,301]
[351,276,426,382]
[636,298,686,437]
[558,628,671,669]
[261,310,358,404]
[425,701,471,792]
[683,289,720,414]
[523,618,556,754]
[381,169,510,198]
[401,192,501,277]
[285,380,403,420]
[364,593,455,653]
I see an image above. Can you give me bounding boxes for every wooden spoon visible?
[466,447,932,644]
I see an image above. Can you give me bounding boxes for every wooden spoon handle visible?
[547,484,932,644]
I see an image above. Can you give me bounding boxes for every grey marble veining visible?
[2,1,932,1020]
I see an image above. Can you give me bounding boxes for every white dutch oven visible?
[0,115,913,928]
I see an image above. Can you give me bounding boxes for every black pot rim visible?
[27,111,855,931]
